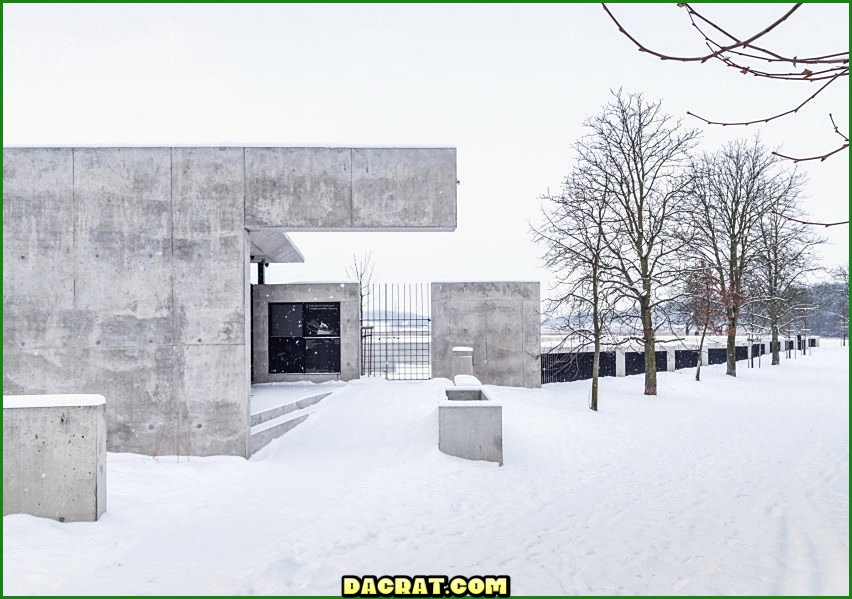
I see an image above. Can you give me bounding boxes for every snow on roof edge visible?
[4,394,106,409]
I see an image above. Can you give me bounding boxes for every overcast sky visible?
[4,3,848,294]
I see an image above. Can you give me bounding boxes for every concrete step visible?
[250,391,333,427]
[249,409,314,454]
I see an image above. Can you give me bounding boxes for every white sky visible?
[4,3,848,294]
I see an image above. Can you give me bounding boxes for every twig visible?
[601,3,803,64]
[773,144,849,163]
[769,210,848,228]
[687,69,846,126]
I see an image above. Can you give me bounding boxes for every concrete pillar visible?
[666,348,676,372]
[700,346,710,366]
[451,346,474,378]
[615,349,626,377]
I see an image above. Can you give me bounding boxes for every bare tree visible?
[346,251,374,322]
[535,168,617,411]
[602,3,849,164]
[577,90,699,395]
[753,186,824,364]
[684,262,725,381]
[687,137,791,376]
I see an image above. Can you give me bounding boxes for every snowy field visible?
[4,345,848,595]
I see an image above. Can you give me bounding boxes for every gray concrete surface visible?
[431,282,541,388]
[451,347,474,378]
[3,396,107,522]
[4,146,456,457]
[445,388,484,401]
[438,388,503,465]
[249,413,309,454]
[252,283,361,383]
[245,147,457,231]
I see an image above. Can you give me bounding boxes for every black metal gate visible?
[360,282,431,380]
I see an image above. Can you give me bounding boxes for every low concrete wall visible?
[3,394,107,522]
[252,283,360,382]
[431,282,541,388]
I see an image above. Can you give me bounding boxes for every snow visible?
[3,346,848,595]
[250,381,345,416]
[250,408,316,435]
[452,346,474,352]
[452,375,481,386]
[3,394,105,409]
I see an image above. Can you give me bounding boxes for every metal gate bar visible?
[361,282,431,380]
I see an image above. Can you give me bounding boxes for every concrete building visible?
[4,146,457,457]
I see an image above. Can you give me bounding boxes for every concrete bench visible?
[439,379,503,466]
[3,394,107,522]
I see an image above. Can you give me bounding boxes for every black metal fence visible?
[360,282,431,380]
[624,350,668,375]
[542,343,775,385]
[541,351,616,383]
[675,349,699,369]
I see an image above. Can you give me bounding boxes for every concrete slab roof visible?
[249,230,305,264]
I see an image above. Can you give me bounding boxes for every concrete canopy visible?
[249,230,304,264]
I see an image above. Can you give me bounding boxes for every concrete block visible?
[245,147,352,229]
[351,148,456,230]
[451,347,474,377]
[3,148,75,352]
[439,394,503,465]
[172,147,246,345]
[3,394,106,522]
[73,148,173,348]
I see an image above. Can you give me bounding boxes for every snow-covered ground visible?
[4,345,848,595]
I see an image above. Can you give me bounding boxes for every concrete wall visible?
[245,147,457,231]
[431,282,541,388]
[252,283,360,383]
[3,396,107,522]
[4,147,456,457]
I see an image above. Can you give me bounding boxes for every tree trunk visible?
[640,299,657,395]
[770,322,780,366]
[725,314,737,377]
[696,320,709,382]
[591,259,601,411]
[591,341,600,411]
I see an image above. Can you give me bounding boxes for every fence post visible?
[615,349,626,377]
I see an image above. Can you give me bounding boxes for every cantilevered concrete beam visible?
[245,147,457,231]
